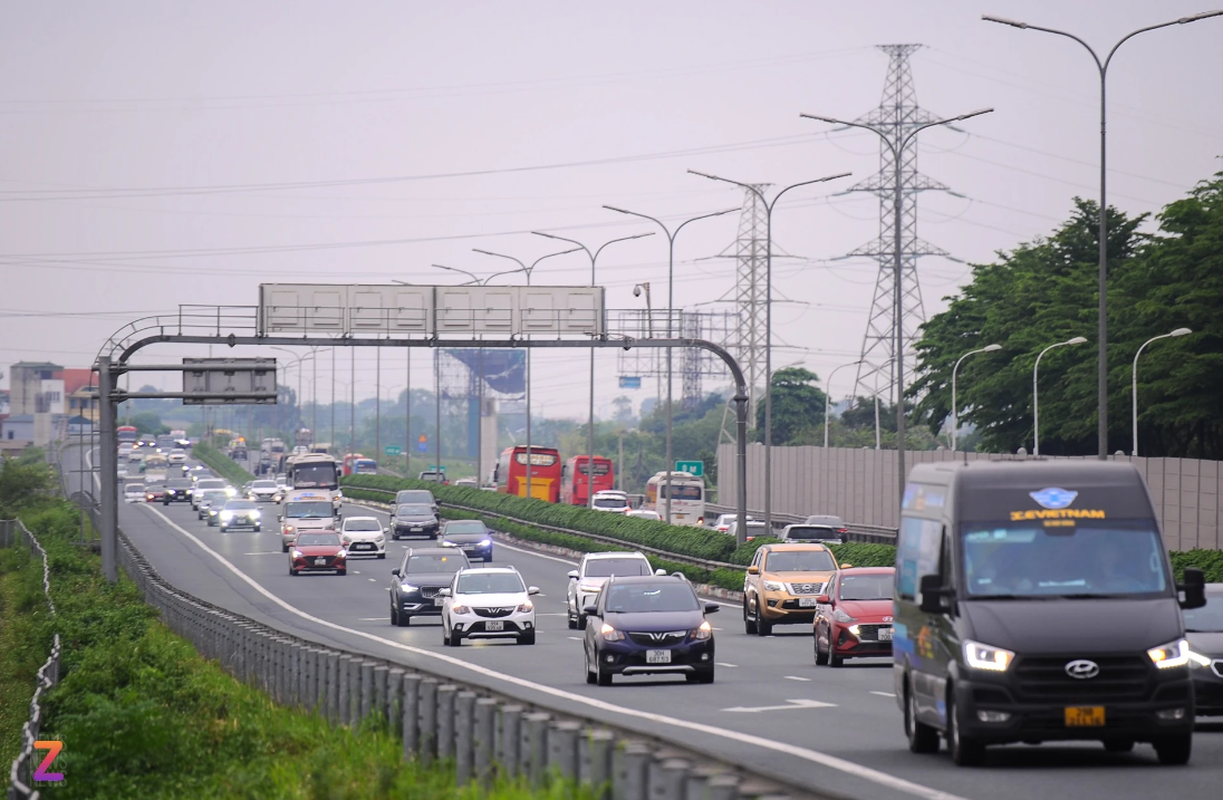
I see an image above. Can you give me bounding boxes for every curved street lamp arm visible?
[530,246,584,272]
[430,263,480,284]
[771,173,852,211]
[530,231,592,263]
[472,248,526,272]
[1103,13,1220,69]
[687,170,766,205]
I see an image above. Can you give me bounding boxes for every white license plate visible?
[485,620,504,632]
[646,649,672,664]
[433,597,444,607]
[798,597,818,608]
[355,543,373,550]
[879,627,893,642]
[411,527,422,532]
[314,558,326,566]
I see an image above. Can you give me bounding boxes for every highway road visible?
[85,445,1223,800]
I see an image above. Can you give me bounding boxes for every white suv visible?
[439,566,539,646]
[566,550,660,630]
[590,490,630,513]
[339,516,386,559]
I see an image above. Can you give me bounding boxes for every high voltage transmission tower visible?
[848,44,951,401]
[727,185,770,422]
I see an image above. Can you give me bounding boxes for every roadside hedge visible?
[192,442,254,487]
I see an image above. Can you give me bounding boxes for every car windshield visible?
[593,497,628,509]
[406,554,465,574]
[786,526,838,540]
[203,491,229,501]
[197,480,226,489]
[457,572,525,594]
[1183,595,1223,633]
[838,574,893,601]
[345,519,381,532]
[167,479,192,488]
[656,485,701,500]
[766,550,835,572]
[124,485,143,494]
[396,491,433,503]
[605,582,699,613]
[961,522,1169,598]
[397,505,433,516]
[252,480,277,489]
[293,463,337,488]
[297,533,340,547]
[285,501,332,518]
[445,521,486,535]
[584,558,650,578]
[224,500,257,510]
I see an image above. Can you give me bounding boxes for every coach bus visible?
[644,471,707,526]
[494,445,562,503]
[560,455,615,506]
[286,452,342,514]
[117,425,139,446]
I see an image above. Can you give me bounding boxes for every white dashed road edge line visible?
[139,502,969,800]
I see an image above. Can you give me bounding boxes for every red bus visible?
[117,425,139,445]
[342,453,367,476]
[560,456,615,506]
[494,446,562,503]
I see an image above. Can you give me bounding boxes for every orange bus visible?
[494,446,562,503]
[560,456,615,506]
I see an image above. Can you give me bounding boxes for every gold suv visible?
[743,542,841,636]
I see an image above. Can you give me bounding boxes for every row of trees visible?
[911,171,1223,458]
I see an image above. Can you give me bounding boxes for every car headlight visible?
[336,549,347,558]
[451,604,470,615]
[226,487,237,496]
[516,601,534,613]
[291,549,303,558]
[220,511,234,520]
[964,640,1016,672]
[401,583,418,593]
[440,540,457,548]
[692,620,713,640]
[251,510,261,518]
[599,623,625,642]
[1148,639,1190,669]
[335,490,343,499]
[832,608,858,624]
[478,539,492,547]
[284,525,295,533]
[578,583,602,595]
[762,580,785,592]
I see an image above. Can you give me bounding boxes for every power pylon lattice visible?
[849,44,950,402]
[729,185,770,421]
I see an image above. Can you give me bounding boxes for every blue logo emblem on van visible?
[1030,487,1077,509]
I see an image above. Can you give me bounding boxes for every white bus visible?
[644,471,706,527]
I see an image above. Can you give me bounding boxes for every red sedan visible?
[813,567,895,667]
[288,531,348,576]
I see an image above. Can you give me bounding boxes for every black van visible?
[893,460,1206,766]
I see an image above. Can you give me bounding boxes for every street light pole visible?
[474,245,583,501]
[823,359,864,448]
[1033,336,1088,456]
[983,11,1222,459]
[603,205,736,523]
[1132,327,1192,456]
[687,170,850,533]
[533,230,654,510]
[950,344,1002,451]
[801,109,992,500]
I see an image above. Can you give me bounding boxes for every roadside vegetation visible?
[192,440,255,485]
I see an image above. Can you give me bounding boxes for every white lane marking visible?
[723,699,837,713]
[567,636,583,641]
[359,617,387,621]
[871,691,896,698]
[783,675,812,682]
[243,552,282,556]
[142,503,968,800]
[368,578,377,582]
[715,662,738,668]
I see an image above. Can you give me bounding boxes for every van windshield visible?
[961,522,1169,598]
[1183,595,1223,632]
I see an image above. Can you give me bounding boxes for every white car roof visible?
[584,551,647,561]
[342,516,380,525]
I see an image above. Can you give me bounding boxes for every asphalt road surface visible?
[88,446,1223,800]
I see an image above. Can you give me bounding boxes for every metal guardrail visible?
[4,518,61,800]
[704,503,898,545]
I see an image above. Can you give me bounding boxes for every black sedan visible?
[389,548,470,627]
[391,504,440,540]
[1186,583,1223,716]
[162,478,195,504]
[218,499,262,532]
[439,519,493,562]
[582,574,719,686]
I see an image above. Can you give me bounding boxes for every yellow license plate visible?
[1065,706,1105,727]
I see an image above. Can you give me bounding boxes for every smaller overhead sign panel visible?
[618,376,642,389]
[182,358,277,405]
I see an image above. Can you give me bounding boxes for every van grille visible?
[1012,655,1150,702]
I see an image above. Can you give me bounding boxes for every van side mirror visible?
[582,605,599,617]
[746,565,759,575]
[567,570,579,580]
[391,568,400,577]
[919,574,951,614]
[1178,567,1207,610]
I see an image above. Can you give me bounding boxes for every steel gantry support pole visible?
[97,357,118,582]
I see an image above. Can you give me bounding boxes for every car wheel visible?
[289,567,298,576]
[281,543,289,553]
[391,532,398,541]
[585,650,596,684]
[1103,739,1134,753]
[220,525,228,532]
[575,613,586,631]
[1153,734,1192,766]
[390,604,399,625]
[517,630,536,645]
[756,612,772,637]
[905,680,941,754]
[448,629,463,648]
[398,612,410,629]
[337,568,347,576]
[947,691,986,766]
[743,599,758,635]
[685,667,715,684]
[484,553,493,563]
[254,526,261,532]
[377,553,386,560]
[596,659,612,687]
[829,650,844,668]
[815,626,829,666]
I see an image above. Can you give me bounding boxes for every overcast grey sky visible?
[2,1,1220,420]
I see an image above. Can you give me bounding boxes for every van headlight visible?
[1187,649,1212,668]
[964,640,1015,672]
[1148,639,1190,669]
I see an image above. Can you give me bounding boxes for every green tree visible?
[129,411,168,436]
[754,367,826,445]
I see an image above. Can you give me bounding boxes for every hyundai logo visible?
[1065,659,1100,679]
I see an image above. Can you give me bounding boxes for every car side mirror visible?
[1178,567,1207,610]
[654,568,667,576]
[704,602,721,614]
[391,568,400,577]
[582,605,599,617]
[747,565,760,575]
[839,563,853,569]
[919,574,952,614]
[527,586,540,595]
[815,594,831,604]
[567,570,579,580]
[437,588,452,598]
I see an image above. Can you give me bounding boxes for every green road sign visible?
[384,445,402,456]
[674,460,704,477]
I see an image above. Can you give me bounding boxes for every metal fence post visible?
[387,668,405,737]
[705,773,741,800]
[373,665,389,729]
[455,691,476,785]
[652,757,689,799]
[338,655,354,725]
[326,651,341,724]
[474,697,497,789]
[522,712,550,787]
[404,673,423,759]
[617,742,651,800]
[499,704,523,776]
[359,660,375,726]
[584,729,615,800]
[437,684,457,762]
[418,677,438,765]
[548,720,580,782]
